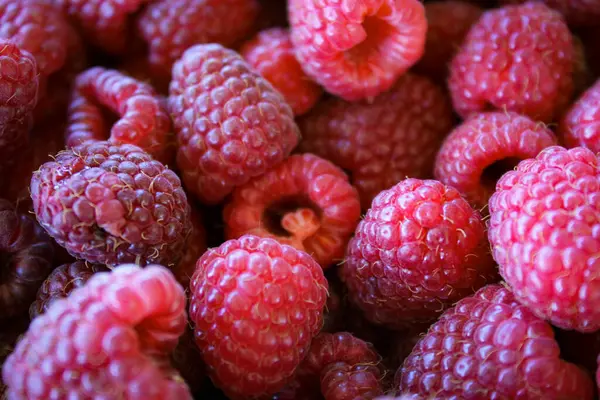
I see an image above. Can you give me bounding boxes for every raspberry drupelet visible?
[137,0,259,80]
[396,284,594,399]
[299,73,454,208]
[288,0,427,101]
[0,199,54,320]
[434,112,557,210]
[2,264,193,399]
[488,146,600,332]
[448,2,574,123]
[30,141,192,267]
[65,67,175,165]
[168,44,300,205]
[341,179,497,330]
[189,235,328,399]
[223,153,361,269]
[559,79,600,153]
[240,28,322,116]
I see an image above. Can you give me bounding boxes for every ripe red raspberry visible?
[434,112,557,210]
[501,0,600,27]
[488,146,600,332]
[415,1,483,83]
[65,67,174,165]
[299,73,454,208]
[30,141,192,267]
[0,199,54,319]
[189,235,328,398]
[341,179,497,330]
[288,0,427,101]
[240,28,322,116]
[169,44,300,204]
[171,207,207,289]
[2,264,193,399]
[276,332,384,400]
[136,0,259,79]
[559,79,600,153]
[223,153,361,268]
[448,2,574,123]
[396,284,594,399]
[29,260,108,319]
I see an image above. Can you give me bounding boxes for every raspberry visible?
[414,1,483,83]
[2,264,193,399]
[171,207,207,289]
[288,0,427,101]
[502,0,600,27]
[65,67,175,165]
[30,141,192,267]
[0,199,54,320]
[276,332,384,400]
[168,44,300,204]
[29,260,108,319]
[341,179,497,329]
[240,28,322,116]
[189,235,328,398]
[488,146,600,332]
[136,0,259,79]
[559,79,600,153]
[299,73,453,208]
[223,153,361,268]
[434,112,557,210]
[54,0,145,55]
[448,2,574,123]
[396,284,594,399]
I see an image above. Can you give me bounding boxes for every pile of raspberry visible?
[1,0,600,399]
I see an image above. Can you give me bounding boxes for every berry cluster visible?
[0,0,599,399]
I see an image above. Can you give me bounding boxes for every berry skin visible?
[415,1,483,83]
[0,199,54,319]
[29,260,109,319]
[501,0,600,27]
[240,28,322,116]
[223,153,361,268]
[341,179,497,330]
[137,0,259,79]
[288,0,427,101]
[396,284,594,399]
[559,79,600,153]
[299,73,454,208]
[2,264,193,399]
[488,146,600,332]
[434,112,557,210]
[189,235,328,399]
[168,44,300,205]
[65,67,174,165]
[448,2,574,123]
[30,141,192,267]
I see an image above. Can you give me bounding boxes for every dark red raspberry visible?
[559,79,600,153]
[65,67,175,165]
[375,395,421,400]
[276,332,384,400]
[501,0,600,27]
[171,207,207,289]
[240,28,322,116]
[0,199,54,320]
[2,264,193,399]
[189,235,328,398]
[30,141,192,267]
[415,1,483,84]
[488,146,600,332]
[288,0,427,101]
[299,73,453,208]
[396,284,594,399]
[137,0,259,79]
[448,2,574,123]
[434,112,557,210]
[168,44,300,204]
[29,260,108,319]
[54,0,146,55]
[341,179,498,330]
[223,153,361,268]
